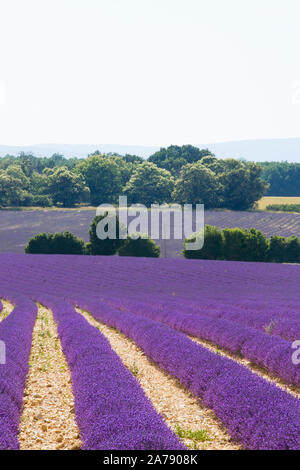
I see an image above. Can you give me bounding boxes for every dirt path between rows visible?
[19,305,81,450]
[76,307,241,450]
[0,299,14,322]
[188,334,300,400]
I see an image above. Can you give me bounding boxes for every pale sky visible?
[1,0,300,146]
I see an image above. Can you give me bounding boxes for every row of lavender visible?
[35,296,184,450]
[104,293,300,343]
[0,293,37,449]
[28,254,300,343]
[72,297,300,450]
[176,299,300,342]
[106,296,300,387]
[0,255,300,449]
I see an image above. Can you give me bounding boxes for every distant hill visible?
[203,138,300,163]
[0,138,300,162]
[0,143,159,159]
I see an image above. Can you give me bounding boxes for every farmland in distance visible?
[1,208,300,257]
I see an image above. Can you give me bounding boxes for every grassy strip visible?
[266,203,300,213]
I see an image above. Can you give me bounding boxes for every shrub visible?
[184,226,268,262]
[223,227,268,262]
[25,231,85,254]
[50,231,85,254]
[266,204,300,213]
[84,242,92,255]
[88,212,126,255]
[183,225,223,259]
[267,236,286,263]
[285,236,300,263]
[222,227,249,261]
[31,195,53,207]
[118,234,160,257]
[25,233,53,254]
[243,228,268,262]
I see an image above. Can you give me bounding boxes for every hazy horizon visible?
[2,138,300,162]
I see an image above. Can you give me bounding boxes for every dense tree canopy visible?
[88,213,125,255]
[173,162,222,207]
[46,166,90,207]
[0,146,277,210]
[218,160,268,210]
[75,155,135,205]
[184,226,299,263]
[118,234,160,257]
[259,161,300,196]
[123,162,175,206]
[0,165,31,206]
[25,231,85,254]
[148,145,214,176]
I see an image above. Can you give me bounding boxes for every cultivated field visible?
[1,209,300,257]
[257,196,300,210]
[0,254,299,450]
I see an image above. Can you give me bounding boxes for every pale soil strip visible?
[19,305,82,450]
[187,335,300,400]
[76,308,241,450]
[0,299,14,322]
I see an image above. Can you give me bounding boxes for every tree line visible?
[25,213,160,258]
[25,215,300,264]
[184,225,300,263]
[0,145,290,210]
[259,161,300,197]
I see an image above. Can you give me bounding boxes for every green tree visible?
[220,161,268,210]
[183,225,223,259]
[285,236,300,263]
[222,227,268,262]
[149,145,214,176]
[118,234,160,257]
[30,195,53,207]
[222,227,249,261]
[244,228,268,262]
[50,231,85,254]
[25,231,85,254]
[0,170,14,206]
[47,166,90,207]
[0,165,32,206]
[123,162,175,206]
[267,236,286,262]
[76,155,127,205]
[259,161,300,197]
[200,155,227,174]
[25,233,53,254]
[173,162,222,208]
[123,154,144,164]
[30,171,50,196]
[88,212,125,255]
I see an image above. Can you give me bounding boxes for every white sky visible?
[1,0,300,146]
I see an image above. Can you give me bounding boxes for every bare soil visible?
[19,305,81,450]
[77,308,241,450]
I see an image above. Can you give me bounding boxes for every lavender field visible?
[0,254,299,450]
[1,209,300,256]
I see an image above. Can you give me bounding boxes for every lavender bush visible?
[42,298,184,450]
[0,254,299,450]
[0,295,37,449]
[105,297,300,386]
